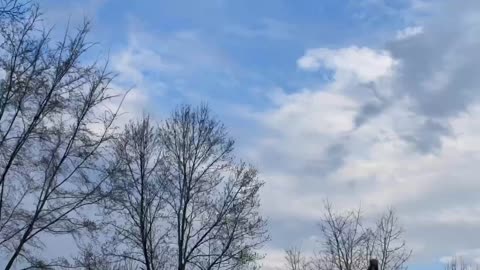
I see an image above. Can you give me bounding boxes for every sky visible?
[36,0,480,269]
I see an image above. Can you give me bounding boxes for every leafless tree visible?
[284,247,310,270]
[101,116,171,270]
[373,209,411,270]
[314,204,410,270]
[0,1,123,268]
[316,202,368,270]
[443,256,473,270]
[74,245,115,270]
[160,104,268,270]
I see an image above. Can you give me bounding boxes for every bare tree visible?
[314,204,410,270]
[0,2,123,268]
[284,247,310,270]
[160,104,268,270]
[373,209,411,270]
[316,202,368,270]
[101,116,170,270]
[74,245,115,270]
[443,256,473,270]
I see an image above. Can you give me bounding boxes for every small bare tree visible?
[316,202,368,270]
[284,247,310,270]
[374,209,411,270]
[443,256,472,270]
[101,116,170,270]
[314,203,410,270]
[0,2,123,268]
[160,104,268,270]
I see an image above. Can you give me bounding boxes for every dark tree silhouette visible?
[101,116,170,270]
[160,105,268,270]
[373,209,411,270]
[0,1,123,268]
[368,259,378,270]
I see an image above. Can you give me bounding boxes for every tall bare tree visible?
[284,247,310,270]
[316,202,368,270]
[101,116,170,270]
[373,209,411,270]
[0,1,123,268]
[160,104,268,270]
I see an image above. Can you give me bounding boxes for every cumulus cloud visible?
[247,0,480,265]
[297,46,396,83]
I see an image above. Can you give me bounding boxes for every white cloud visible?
[113,34,180,85]
[297,46,397,82]
[262,90,358,137]
[395,26,424,40]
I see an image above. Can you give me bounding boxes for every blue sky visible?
[38,1,480,269]
[42,0,409,113]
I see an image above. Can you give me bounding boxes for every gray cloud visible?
[379,0,480,152]
[335,1,480,154]
[401,119,451,154]
[388,1,480,118]
[354,101,386,127]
